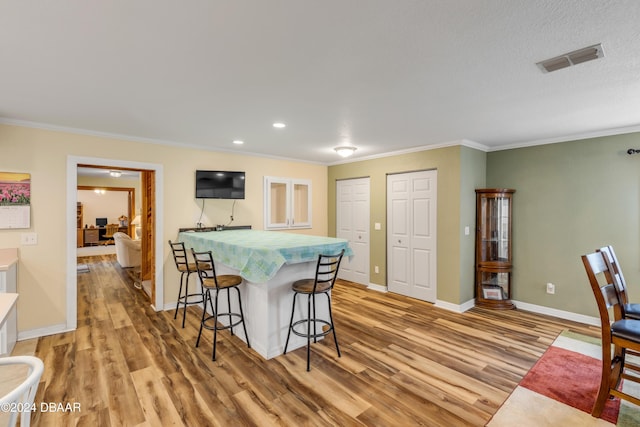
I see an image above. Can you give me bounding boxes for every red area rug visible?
[519,345,620,423]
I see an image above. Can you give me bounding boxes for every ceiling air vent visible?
[537,43,604,73]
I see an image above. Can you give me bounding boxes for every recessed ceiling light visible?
[233,140,244,145]
[273,122,286,129]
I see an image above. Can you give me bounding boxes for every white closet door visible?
[337,178,370,285]
[387,170,437,302]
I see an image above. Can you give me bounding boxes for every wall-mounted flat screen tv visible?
[195,170,245,199]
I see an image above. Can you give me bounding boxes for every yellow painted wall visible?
[0,123,328,333]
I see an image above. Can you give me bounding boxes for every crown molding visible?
[0,117,326,165]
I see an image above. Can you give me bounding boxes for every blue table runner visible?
[178,230,352,282]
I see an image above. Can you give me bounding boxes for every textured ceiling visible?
[1,0,640,164]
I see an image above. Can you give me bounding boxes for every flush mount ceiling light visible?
[334,146,357,157]
[537,43,604,73]
[232,140,244,145]
[109,170,122,177]
[273,122,286,128]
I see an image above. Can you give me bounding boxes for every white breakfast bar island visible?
[178,230,352,360]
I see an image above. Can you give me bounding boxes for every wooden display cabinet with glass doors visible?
[475,189,515,309]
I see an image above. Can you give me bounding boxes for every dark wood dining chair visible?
[191,249,250,361]
[283,249,344,371]
[597,245,640,320]
[581,250,640,417]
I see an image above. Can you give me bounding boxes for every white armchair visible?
[113,232,141,268]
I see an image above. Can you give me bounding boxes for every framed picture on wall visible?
[0,172,31,229]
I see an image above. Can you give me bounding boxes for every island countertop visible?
[178,229,352,283]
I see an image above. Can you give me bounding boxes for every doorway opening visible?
[66,156,164,331]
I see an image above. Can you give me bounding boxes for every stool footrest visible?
[202,313,245,331]
[177,293,204,305]
[290,318,333,339]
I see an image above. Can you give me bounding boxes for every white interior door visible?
[336,178,370,285]
[387,170,437,302]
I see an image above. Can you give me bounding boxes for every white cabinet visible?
[264,177,312,230]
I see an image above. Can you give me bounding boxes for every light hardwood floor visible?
[27,255,598,426]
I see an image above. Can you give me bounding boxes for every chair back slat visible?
[598,245,629,303]
[168,240,189,269]
[313,249,345,292]
[600,284,620,309]
[190,249,220,288]
[582,251,622,329]
[105,223,119,235]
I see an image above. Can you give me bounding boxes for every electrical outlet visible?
[374,266,379,274]
[546,282,555,294]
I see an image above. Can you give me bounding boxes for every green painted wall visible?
[487,132,640,317]
[328,145,485,305]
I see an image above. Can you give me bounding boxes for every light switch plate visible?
[21,233,37,245]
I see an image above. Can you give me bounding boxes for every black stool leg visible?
[174,271,186,320]
[312,294,318,343]
[283,293,298,354]
[235,287,251,348]
[306,294,312,371]
[181,272,191,328]
[227,289,234,336]
[212,289,221,360]
[326,292,341,357]
[196,288,211,347]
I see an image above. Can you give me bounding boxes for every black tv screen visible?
[195,170,245,199]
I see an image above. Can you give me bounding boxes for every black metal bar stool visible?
[168,240,203,328]
[191,249,250,361]
[283,249,345,371]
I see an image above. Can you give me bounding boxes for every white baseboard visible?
[362,288,597,325]
[435,298,475,313]
[18,323,71,341]
[512,300,600,326]
[367,283,387,293]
